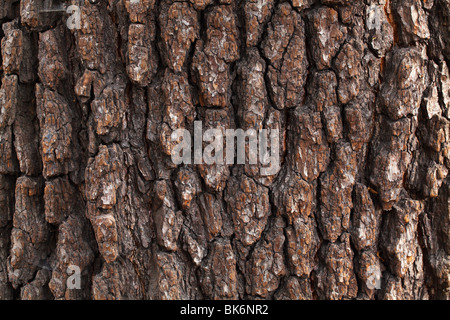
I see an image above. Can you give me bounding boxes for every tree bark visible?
[0,0,448,300]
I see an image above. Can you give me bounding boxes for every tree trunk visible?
[0,0,448,300]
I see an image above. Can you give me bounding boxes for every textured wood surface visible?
[0,0,448,300]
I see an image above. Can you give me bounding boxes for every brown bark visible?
[0,0,448,300]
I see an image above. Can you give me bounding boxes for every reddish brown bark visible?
[0,0,448,300]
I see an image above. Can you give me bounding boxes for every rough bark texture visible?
[0,0,448,300]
